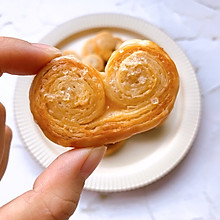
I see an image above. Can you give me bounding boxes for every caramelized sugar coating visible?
[30,40,179,148]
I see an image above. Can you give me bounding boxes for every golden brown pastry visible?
[82,31,117,62]
[29,39,179,148]
[63,50,81,60]
[82,54,104,72]
[105,141,125,157]
[114,37,123,50]
[93,31,116,61]
[82,38,95,57]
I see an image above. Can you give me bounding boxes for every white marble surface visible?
[0,0,220,219]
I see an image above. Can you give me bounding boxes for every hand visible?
[0,104,12,180]
[0,37,106,219]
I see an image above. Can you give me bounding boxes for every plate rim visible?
[14,13,201,192]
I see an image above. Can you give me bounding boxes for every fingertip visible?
[80,146,106,179]
[0,37,62,75]
[5,125,12,145]
[0,102,6,125]
[31,43,61,56]
[0,126,12,181]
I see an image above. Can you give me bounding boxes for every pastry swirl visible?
[30,40,179,148]
[104,40,179,128]
[30,56,106,147]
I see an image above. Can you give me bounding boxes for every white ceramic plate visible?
[14,14,201,192]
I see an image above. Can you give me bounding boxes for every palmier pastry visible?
[82,38,95,57]
[93,31,116,61]
[105,141,125,157]
[114,37,123,50]
[82,31,117,62]
[63,50,81,60]
[29,39,179,148]
[82,54,104,72]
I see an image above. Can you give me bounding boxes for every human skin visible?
[0,37,106,220]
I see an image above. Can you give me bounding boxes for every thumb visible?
[0,147,106,220]
[0,37,61,76]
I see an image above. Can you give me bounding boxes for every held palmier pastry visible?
[29,39,179,148]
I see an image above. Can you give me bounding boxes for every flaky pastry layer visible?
[29,40,179,148]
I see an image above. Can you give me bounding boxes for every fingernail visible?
[80,146,107,179]
[32,43,62,56]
